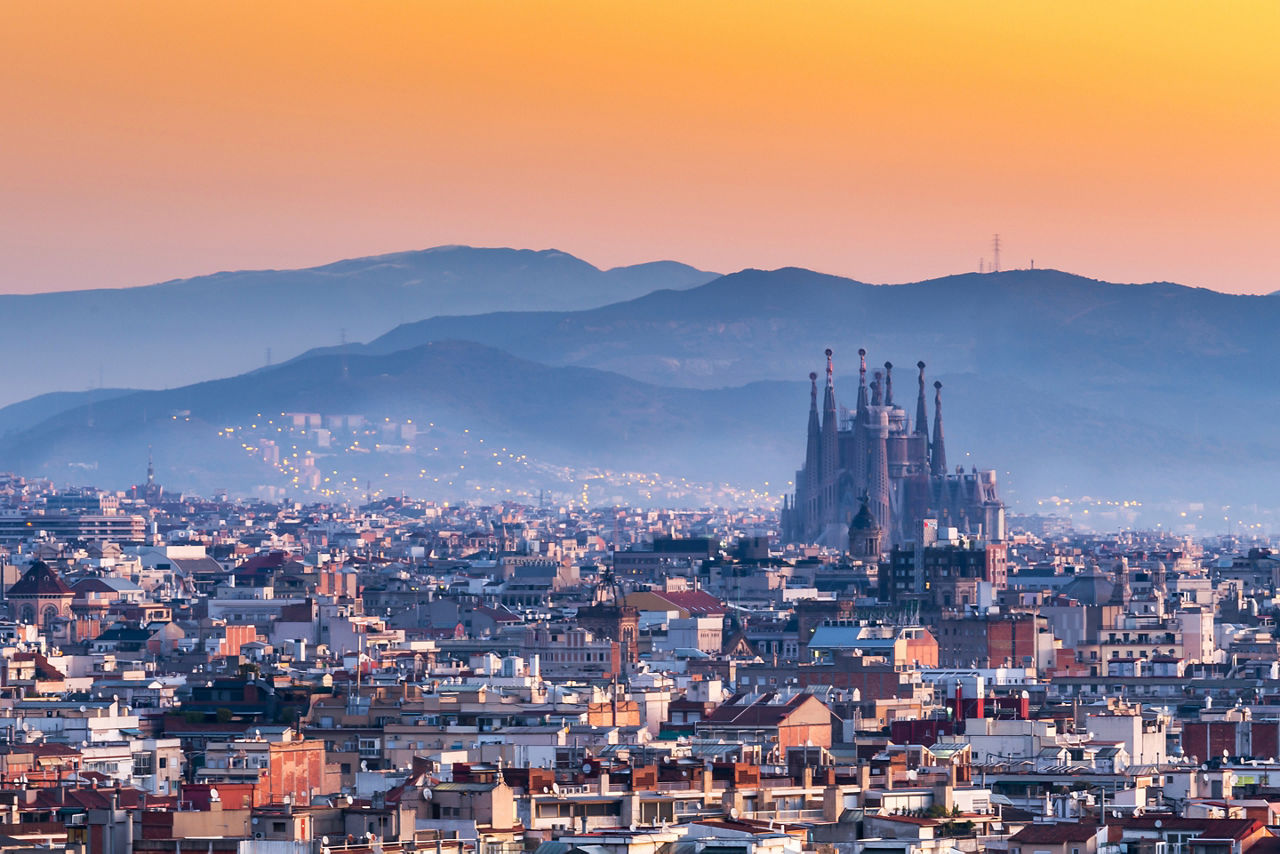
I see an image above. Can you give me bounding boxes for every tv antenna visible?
[992,234,1001,272]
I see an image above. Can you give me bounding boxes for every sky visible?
[3,1,1278,295]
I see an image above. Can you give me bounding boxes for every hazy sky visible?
[3,1,1277,295]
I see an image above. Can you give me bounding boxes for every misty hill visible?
[0,388,137,439]
[0,341,796,501]
[320,266,1280,456]
[342,267,1273,398]
[255,265,1280,520]
[1,337,1276,524]
[0,246,715,408]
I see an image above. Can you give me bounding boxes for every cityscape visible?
[3,3,1279,854]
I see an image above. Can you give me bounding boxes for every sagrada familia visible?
[780,349,1006,549]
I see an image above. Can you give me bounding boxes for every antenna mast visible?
[992,234,1001,273]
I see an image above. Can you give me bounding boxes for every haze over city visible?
[2,6,1280,854]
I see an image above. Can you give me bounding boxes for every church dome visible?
[849,499,879,534]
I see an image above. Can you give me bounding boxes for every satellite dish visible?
[209,787,220,802]
[420,788,432,801]
[551,783,560,794]
[542,787,550,794]
[582,762,593,774]
[729,807,740,820]
[322,837,330,846]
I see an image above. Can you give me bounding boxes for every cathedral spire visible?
[855,348,868,419]
[871,371,883,407]
[822,349,837,421]
[914,362,929,436]
[868,410,892,532]
[883,361,894,407]
[931,380,947,476]
[820,351,840,522]
[804,372,820,474]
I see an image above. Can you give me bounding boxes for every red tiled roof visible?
[7,562,72,597]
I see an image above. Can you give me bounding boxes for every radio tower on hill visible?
[992,234,1001,272]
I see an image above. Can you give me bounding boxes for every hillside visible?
[1,337,1274,525]
[0,246,715,408]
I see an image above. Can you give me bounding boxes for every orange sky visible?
[3,1,1277,294]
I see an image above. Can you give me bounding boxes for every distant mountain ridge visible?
[0,246,716,408]
[334,266,1268,392]
[3,256,1278,523]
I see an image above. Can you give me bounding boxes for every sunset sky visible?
[3,1,1277,294]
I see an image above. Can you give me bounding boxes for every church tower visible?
[930,381,948,477]
[803,371,821,532]
[819,349,839,522]
[7,561,73,628]
[848,496,883,561]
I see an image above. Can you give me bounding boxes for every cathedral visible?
[781,349,1006,549]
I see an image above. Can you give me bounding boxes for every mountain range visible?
[0,246,715,408]
[1,250,1277,528]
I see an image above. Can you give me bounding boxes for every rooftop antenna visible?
[992,234,1001,273]
[265,347,272,368]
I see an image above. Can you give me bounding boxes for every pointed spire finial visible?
[854,348,869,421]
[931,380,947,477]
[914,362,929,436]
[825,348,834,386]
[883,362,894,407]
[809,372,818,408]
